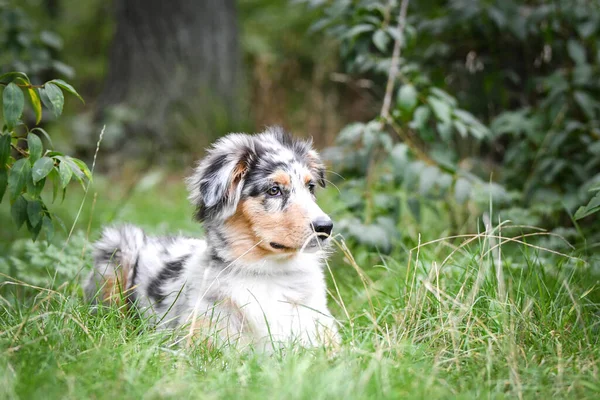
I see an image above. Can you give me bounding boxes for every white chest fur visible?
[230,273,328,346]
[186,253,337,350]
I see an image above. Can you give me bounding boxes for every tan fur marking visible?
[304,174,313,185]
[101,264,130,305]
[224,205,273,262]
[270,170,291,186]
[223,197,313,262]
[185,299,248,349]
[228,160,249,197]
[242,198,310,250]
[185,316,216,349]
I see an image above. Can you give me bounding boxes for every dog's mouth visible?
[269,242,292,250]
[269,237,329,253]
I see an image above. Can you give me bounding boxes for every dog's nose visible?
[312,217,333,238]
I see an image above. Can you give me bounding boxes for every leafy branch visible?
[1,71,90,241]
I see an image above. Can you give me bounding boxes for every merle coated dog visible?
[85,127,339,351]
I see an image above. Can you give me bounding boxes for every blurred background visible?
[1,0,599,285]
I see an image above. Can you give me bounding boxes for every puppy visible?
[85,127,340,351]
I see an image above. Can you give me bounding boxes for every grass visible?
[1,174,599,399]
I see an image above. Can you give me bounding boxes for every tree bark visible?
[95,0,240,156]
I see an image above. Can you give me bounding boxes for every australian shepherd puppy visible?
[85,127,339,351]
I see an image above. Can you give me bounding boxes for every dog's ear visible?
[306,149,326,188]
[187,134,255,222]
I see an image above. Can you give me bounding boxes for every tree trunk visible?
[95,0,241,157]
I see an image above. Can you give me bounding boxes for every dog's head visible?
[187,127,332,260]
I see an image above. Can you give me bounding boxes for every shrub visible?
[1,71,89,241]
[0,230,90,288]
[310,0,600,251]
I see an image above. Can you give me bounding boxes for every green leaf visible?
[27,198,43,227]
[53,214,67,233]
[419,166,439,195]
[27,217,43,241]
[40,30,63,49]
[430,88,458,107]
[407,197,421,222]
[39,82,64,118]
[337,123,364,144]
[390,143,409,170]
[3,82,25,129]
[0,72,30,85]
[27,176,45,197]
[52,61,75,79]
[567,40,587,65]
[68,157,93,181]
[48,168,61,203]
[427,96,452,124]
[454,178,472,204]
[343,24,375,38]
[11,195,28,229]
[453,120,468,138]
[574,91,597,120]
[42,216,54,242]
[409,106,431,130]
[58,158,73,188]
[469,125,489,140]
[0,168,7,203]
[49,79,84,103]
[31,127,53,149]
[437,172,453,192]
[577,20,597,38]
[0,134,10,168]
[453,109,481,126]
[8,158,31,201]
[62,157,85,188]
[27,87,43,124]
[386,25,403,43]
[397,84,418,112]
[372,29,389,52]
[13,76,42,125]
[27,132,43,164]
[574,191,600,220]
[32,157,55,183]
[437,121,453,142]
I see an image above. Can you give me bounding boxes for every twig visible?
[388,120,436,166]
[0,82,45,89]
[380,0,410,123]
[64,125,105,248]
[10,143,29,158]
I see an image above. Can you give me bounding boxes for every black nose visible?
[312,217,333,238]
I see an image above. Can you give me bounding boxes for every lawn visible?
[1,174,599,399]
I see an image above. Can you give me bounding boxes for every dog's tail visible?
[84,225,146,305]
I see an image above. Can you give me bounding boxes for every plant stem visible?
[0,82,45,89]
[11,143,29,157]
[380,0,410,123]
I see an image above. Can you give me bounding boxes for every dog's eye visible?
[267,186,282,196]
[307,182,316,194]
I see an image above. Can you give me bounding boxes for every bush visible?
[310,0,600,251]
[0,230,90,288]
[1,71,89,241]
